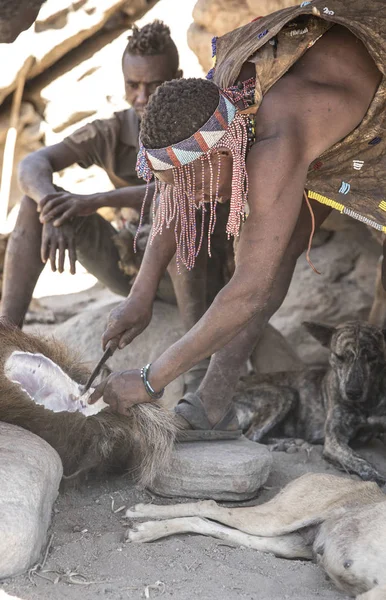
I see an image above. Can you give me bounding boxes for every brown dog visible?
[234,321,386,483]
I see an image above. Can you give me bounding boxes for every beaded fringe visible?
[135,113,250,271]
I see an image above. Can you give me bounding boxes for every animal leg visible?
[126,517,311,559]
[324,407,386,484]
[234,384,297,442]
[127,473,381,538]
[324,434,386,484]
[265,437,309,453]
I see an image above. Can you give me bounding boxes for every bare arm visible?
[92,182,155,211]
[18,143,79,203]
[147,72,378,392]
[102,216,178,349]
[19,141,154,223]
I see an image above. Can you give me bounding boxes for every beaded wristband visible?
[140,363,165,400]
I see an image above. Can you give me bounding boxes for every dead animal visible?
[125,472,386,599]
[233,321,386,483]
[0,318,176,485]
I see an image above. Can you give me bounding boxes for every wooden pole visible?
[0,56,35,233]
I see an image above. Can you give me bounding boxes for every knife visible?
[82,342,116,394]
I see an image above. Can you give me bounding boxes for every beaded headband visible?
[136,92,237,178]
[135,89,254,271]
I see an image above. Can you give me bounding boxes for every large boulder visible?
[0,0,160,109]
[193,0,253,38]
[0,423,62,579]
[271,221,379,365]
[188,0,297,72]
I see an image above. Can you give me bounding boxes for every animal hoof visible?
[125,522,157,543]
[125,503,149,519]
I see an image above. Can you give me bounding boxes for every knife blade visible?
[82,344,114,394]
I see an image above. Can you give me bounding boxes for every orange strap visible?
[303,190,321,275]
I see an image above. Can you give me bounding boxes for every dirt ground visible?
[0,219,384,600]
[2,440,386,600]
[1,397,385,600]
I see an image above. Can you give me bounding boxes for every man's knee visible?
[19,195,37,216]
[11,196,40,239]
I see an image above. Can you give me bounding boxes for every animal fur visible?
[0,318,176,486]
[233,321,386,483]
[125,473,386,598]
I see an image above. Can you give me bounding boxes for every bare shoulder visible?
[255,25,382,162]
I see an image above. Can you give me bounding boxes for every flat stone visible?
[0,422,62,578]
[149,436,272,501]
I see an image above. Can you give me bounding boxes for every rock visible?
[149,437,272,501]
[192,0,253,38]
[187,22,213,74]
[29,29,131,140]
[53,299,185,410]
[188,0,297,72]
[246,0,296,13]
[251,323,303,373]
[0,422,62,578]
[0,0,160,108]
[122,0,160,21]
[271,223,379,366]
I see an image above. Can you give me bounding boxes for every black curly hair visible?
[124,20,179,74]
[140,78,220,149]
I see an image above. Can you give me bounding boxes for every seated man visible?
[1,21,181,328]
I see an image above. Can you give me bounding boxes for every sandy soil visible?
[2,416,385,600]
[3,447,386,600]
[1,220,384,600]
[1,0,384,593]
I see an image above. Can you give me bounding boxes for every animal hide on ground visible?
[0,318,176,486]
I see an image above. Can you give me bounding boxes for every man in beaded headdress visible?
[91,0,386,435]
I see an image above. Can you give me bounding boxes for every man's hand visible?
[102,296,153,350]
[41,221,77,274]
[39,191,101,226]
[89,369,150,414]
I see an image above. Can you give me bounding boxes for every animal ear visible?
[4,350,81,412]
[302,321,335,347]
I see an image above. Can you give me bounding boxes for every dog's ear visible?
[302,321,335,347]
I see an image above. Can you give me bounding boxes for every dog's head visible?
[303,321,386,404]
